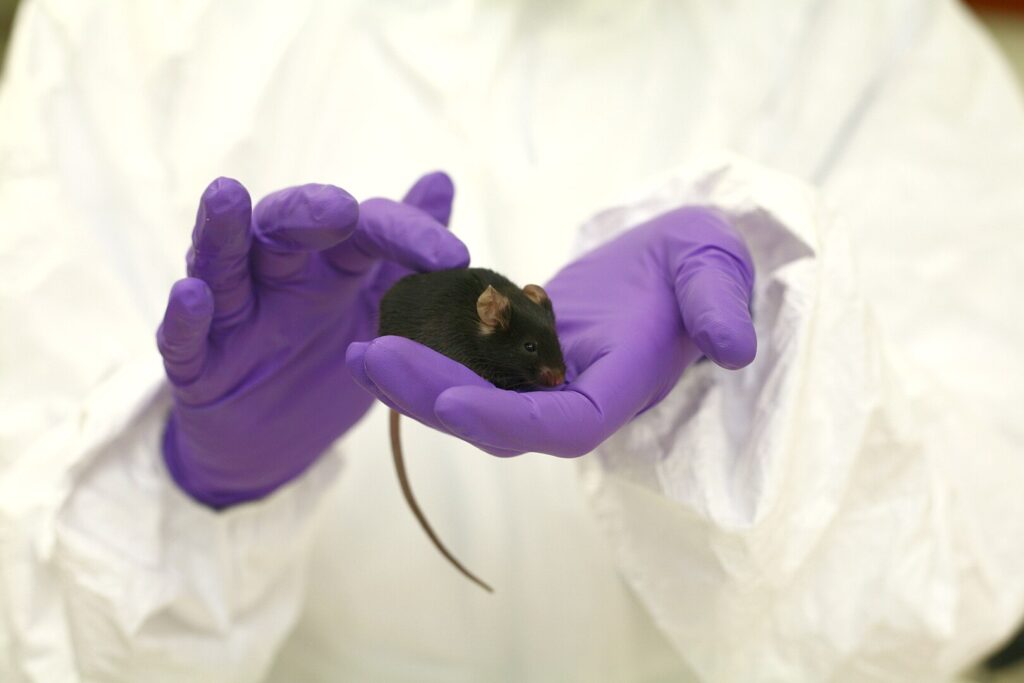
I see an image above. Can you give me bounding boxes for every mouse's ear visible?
[477,285,511,332]
[522,284,552,311]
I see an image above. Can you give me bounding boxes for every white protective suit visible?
[1,0,1023,681]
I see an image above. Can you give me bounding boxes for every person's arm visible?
[581,4,1024,679]
[569,157,893,683]
[0,169,464,683]
[0,6,468,677]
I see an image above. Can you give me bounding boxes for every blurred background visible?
[0,0,1021,681]
[974,3,1024,85]
[1,1,1023,87]
[0,0,15,67]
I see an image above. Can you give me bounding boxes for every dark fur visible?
[379,268,565,390]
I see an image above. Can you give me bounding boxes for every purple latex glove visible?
[347,206,755,457]
[157,172,468,507]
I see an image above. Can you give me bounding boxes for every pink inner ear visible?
[477,285,511,329]
[523,284,549,306]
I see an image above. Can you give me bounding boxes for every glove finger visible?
[471,443,526,458]
[674,248,757,370]
[345,341,402,412]
[325,198,469,276]
[358,336,492,427]
[434,385,605,458]
[187,177,254,328]
[251,184,359,284]
[362,171,460,302]
[401,170,454,226]
[350,337,523,456]
[157,278,214,385]
[432,345,651,457]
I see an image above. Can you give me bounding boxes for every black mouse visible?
[379,267,566,389]
[378,267,567,593]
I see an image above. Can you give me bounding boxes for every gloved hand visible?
[158,172,468,507]
[347,206,755,457]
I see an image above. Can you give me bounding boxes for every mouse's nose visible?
[539,367,565,387]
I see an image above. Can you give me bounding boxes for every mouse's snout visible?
[538,366,565,387]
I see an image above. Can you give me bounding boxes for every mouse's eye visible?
[524,342,537,353]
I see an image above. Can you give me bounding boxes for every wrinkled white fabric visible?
[1,0,1022,681]
[577,156,1024,681]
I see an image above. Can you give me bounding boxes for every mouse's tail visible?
[390,410,494,594]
